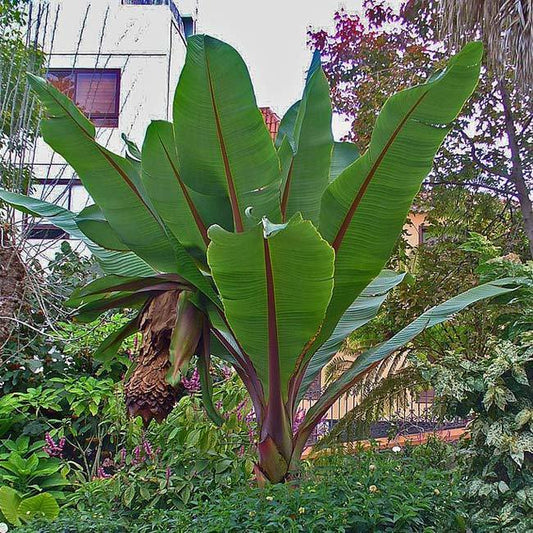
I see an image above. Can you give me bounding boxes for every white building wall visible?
[24,0,193,260]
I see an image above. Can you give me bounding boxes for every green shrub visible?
[422,338,533,531]
[69,372,255,514]
[0,437,70,500]
[13,444,469,532]
[0,376,140,483]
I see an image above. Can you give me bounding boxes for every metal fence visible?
[122,0,169,4]
[302,386,468,445]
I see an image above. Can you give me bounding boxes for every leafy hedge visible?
[13,443,468,532]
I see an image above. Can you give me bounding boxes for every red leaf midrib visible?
[332,90,429,252]
[46,85,162,226]
[204,50,244,233]
[157,132,209,247]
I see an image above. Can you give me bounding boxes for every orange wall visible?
[404,212,427,248]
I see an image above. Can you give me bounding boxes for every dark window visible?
[418,224,430,245]
[182,16,195,37]
[47,69,120,128]
[27,225,68,240]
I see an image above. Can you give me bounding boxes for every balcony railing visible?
[121,0,186,37]
[122,0,169,4]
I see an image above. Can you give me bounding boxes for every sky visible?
[195,0,370,139]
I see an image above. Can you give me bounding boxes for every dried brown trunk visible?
[124,290,184,425]
[0,226,26,356]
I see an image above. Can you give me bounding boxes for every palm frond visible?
[315,363,426,450]
[439,0,532,93]
[323,352,353,386]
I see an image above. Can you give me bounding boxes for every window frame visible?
[27,225,68,240]
[418,223,429,245]
[46,68,121,128]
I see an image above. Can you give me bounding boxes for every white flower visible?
[392,446,401,453]
[298,507,306,514]
[266,496,273,501]
[0,523,8,533]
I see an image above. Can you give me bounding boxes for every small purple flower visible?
[132,444,143,465]
[248,428,255,444]
[234,400,247,421]
[182,368,201,393]
[221,366,233,380]
[43,432,65,458]
[142,439,153,457]
[97,466,112,479]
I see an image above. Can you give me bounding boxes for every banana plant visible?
[0,36,522,483]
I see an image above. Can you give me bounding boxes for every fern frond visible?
[315,364,426,450]
[324,352,352,386]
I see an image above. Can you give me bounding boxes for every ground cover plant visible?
[0,35,524,485]
[12,442,470,533]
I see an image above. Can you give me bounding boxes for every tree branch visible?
[459,130,509,179]
[424,179,518,199]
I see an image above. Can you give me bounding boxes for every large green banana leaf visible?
[297,270,405,403]
[314,42,483,360]
[278,57,333,225]
[173,35,281,231]
[141,120,232,262]
[67,274,188,307]
[329,142,360,183]
[207,215,334,400]
[75,204,130,251]
[275,101,299,149]
[0,190,154,277]
[297,277,522,438]
[27,74,217,304]
[93,316,140,364]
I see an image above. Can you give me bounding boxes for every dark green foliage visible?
[359,189,528,352]
[12,443,469,533]
[0,437,70,500]
[0,1,44,193]
[0,242,130,395]
[68,374,255,513]
[0,368,255,507]
[0,0,29,28]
